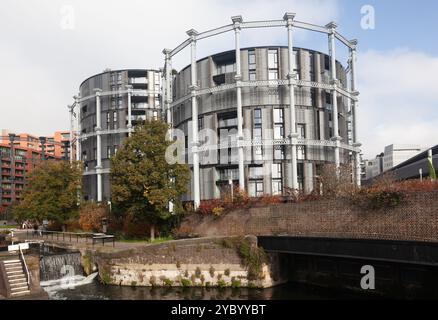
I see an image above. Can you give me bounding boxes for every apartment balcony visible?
[213,72,236,86]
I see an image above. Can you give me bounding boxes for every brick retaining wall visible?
[180,192,438,242]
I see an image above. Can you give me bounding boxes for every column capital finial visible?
[93,88,102,96]
[283,12,296,23]
[125,84,133,91]
[349,39,358,49]
[186,29,199,39]
[325,21,338,32]
[231,15,243,27]
[162,48,172,56]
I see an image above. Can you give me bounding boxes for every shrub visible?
[231,279,241,288]
[209,266,215,278]
[100,270,112,285]
[319,163,357,198]
[181,278,191,287]
[121,214,152,239]
[149,275,157,286]
[212,206,225,217]
[224,268,230,276]
[220,237,267,281]
[163,278,173,286]
[195,267,202,278]
[197,199,222,215]
[172,225,197,239]
[217,279,227,288]
[78,202,109,232]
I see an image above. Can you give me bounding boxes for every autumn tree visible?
[110,120,190,240]
[12,160,82,229]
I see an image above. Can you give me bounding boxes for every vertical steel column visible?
[187,29,200,209]
[94,89,103,202]
[75,95,81,162]
[163,49,174,214]
[232,16,245,190]
[326,22,341,170]
[163,49,173,127]
[68,105,74,163]
[284,13,299,191]
[126,85,133,136]
[350,39,361,187]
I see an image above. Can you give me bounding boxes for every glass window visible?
[326,92,332,104]
[107,146,112,158]
[268,49,278,69]
[249,180,264,197]
[254,109,262,125]
[248,50,256,67]
[253,127,262,139]
[297,124,306,139]
[268,70,278,80]
[198,117,204,130]
[249,166,263,179]
[273,108,284,123]
[324,55,330,71]
[219,168,239,181]
[249,70,257,81]
[274,145,285,160]
[274,125,284,139]
[272,178,283,195]
[272,164,282,179]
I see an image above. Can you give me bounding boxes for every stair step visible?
[9,277,27,285]
[3,260,20,264]
[11,286,29,291]
[10,282,28,288]
[11,290,30,296]
[8,274,26,279]
[5,265,23,272]
[6,270,24,275]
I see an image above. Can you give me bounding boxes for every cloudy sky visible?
[0,0,437,159]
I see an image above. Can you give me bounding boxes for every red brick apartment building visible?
[0,131,71,217]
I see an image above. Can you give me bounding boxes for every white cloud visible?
[0,0,339,136]
[357,48,438,159]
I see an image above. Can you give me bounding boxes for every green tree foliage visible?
[12,161,82,226]
[110,120,190,239]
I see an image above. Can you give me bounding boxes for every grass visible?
[0,225,18,229]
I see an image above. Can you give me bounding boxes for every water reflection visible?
[47,281,377,300]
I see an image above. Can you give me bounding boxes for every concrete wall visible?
[86,237,284,288]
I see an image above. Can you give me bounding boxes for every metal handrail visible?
[23,229,114,245]
[19,247,30,287]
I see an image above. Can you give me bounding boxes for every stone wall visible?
[86,237,284,288]
[179,191,438,242]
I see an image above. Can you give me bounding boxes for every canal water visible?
[32,243,378,300]
[44,281,378,300]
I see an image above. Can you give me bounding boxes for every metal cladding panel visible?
[258,236,438,266]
